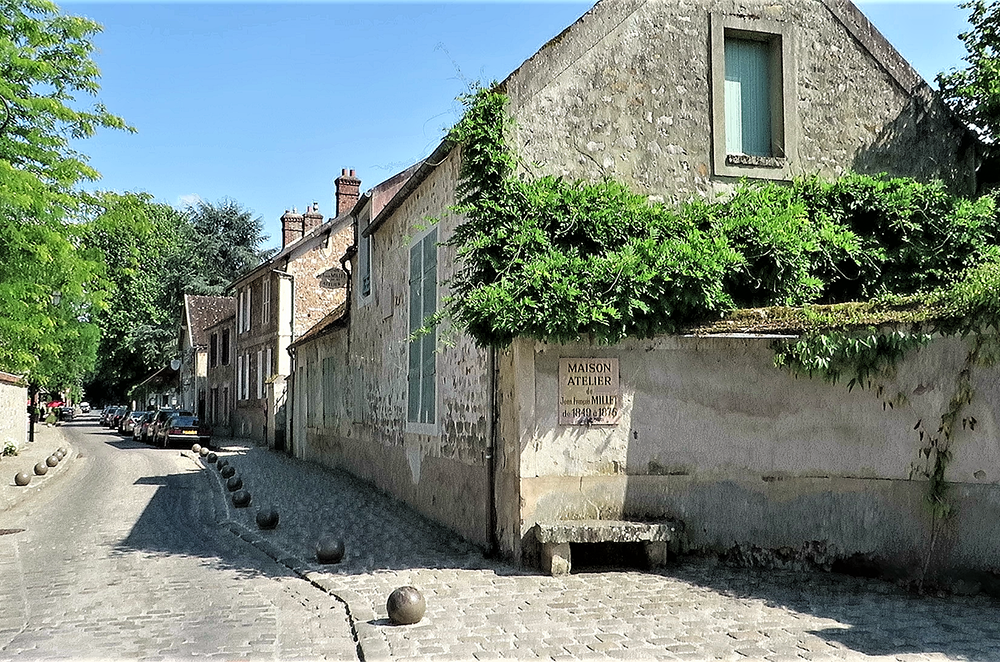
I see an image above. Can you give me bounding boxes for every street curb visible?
[182,448,386,661]
[0,429,76,514]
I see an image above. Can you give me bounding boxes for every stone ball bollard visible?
[57,447,67,455]
[216,458,228,470]
[45,455,59,467]
[386,586,426,625]
[55,450,65,460]
[226,475,243,492]
[33,462,49,476]
[14,472,31,487]
[232,489,251,508]
[192,443,202,454]
[221,465,236,479]
[315,535,345,564]
[256,506,279,530]
[199,447,209,457]
[206,452,218,464]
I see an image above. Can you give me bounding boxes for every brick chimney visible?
[303,202,323,235]
[281,207,304,248]
[335,168,361,216]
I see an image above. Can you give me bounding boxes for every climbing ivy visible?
[443,86,1000,583]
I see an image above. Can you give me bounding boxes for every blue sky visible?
[63,1,974,251]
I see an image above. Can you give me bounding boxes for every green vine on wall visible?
[444,85,1000,582]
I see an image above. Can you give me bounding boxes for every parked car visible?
[147,407,191,445]
[99,406,117,425]
[108,406,128,430]
[79,401,91,413]
[154,413,207,448]
[122,410,147,436]
[133,411,154,442]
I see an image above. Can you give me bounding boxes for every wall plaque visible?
[559,358,621,425]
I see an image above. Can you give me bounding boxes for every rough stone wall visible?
[294,150,495,548]
[502,334,1000,577]
[0,372,26,451]
[504,0,976,200]
[284,219,352,338]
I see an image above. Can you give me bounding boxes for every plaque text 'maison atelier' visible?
[558,358,621,425]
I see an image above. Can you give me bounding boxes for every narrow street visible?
[0,415,359,661]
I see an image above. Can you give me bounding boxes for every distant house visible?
[204,310,235,436]
[228,170,360,448]
[179,295,236,418]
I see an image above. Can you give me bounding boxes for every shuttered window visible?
[724,37,772,157]
[407,228,437,425]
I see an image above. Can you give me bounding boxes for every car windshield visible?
[130,411,146,419]
[170,416,199,427]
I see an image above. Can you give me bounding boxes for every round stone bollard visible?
[14,472,31,487]
[57,447,67,455]
[255,506,279,530]
[45,455,59,467]
[33,462,49,476]
[55,450,65,460]
[206,452,218,464]
[199,447,209,457]
[226,475,243,492]
[232,489,251,508]
[386,586,426,625]
[192,443,202,454]
[221,465,236,479]
[315,535,345,564]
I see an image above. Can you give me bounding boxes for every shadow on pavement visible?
[663,561,1000,661]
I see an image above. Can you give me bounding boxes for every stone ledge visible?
[533,519,684,576]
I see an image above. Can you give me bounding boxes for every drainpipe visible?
[487,345,499,557]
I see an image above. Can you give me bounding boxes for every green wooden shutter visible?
[725,38,772,156]
[420,230,438,423]
[407,242,422,422]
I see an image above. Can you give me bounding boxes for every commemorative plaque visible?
[558,358,621,425]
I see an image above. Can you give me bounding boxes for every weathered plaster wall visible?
[293,150,495,548]
[504,0,976,198]
[0,372,26,451]
[502,335,1000,576]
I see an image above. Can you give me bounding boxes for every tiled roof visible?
[289,302,348,349]
[183,295,236,348]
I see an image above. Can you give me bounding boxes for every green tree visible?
[937,0,1000,184]
[0,0,129,392]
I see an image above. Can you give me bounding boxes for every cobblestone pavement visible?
[0,418,358,661]
[200,440,1000,662]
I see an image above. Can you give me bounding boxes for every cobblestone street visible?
[4,418,1000,661]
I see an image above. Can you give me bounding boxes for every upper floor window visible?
[209,333,218,367]
[407,227,437,428]
[238,287,252,333]
[221,328,231,365]
[262,277,271,326]
[711,15,795,180]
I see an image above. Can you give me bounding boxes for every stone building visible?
[229,170,360,447]
[0,371,26,452]
[288,0,990,577]
[179,295,235,418]
[204,310,236,436]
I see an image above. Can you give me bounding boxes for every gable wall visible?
[504,0,975,198]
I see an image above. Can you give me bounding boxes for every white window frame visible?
[710,14,796,180]
[262,277,271,326]
[256,349,263,400]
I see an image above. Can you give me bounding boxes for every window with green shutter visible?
[407,228,437,425]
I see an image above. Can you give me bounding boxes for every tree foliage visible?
[937,0,1000,151]
[444,87,1000,349]
[0,0,129,392]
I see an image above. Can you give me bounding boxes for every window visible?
[209,333,218,367]
[359,213,372,300]
[256,349,264,400]
[238,287,253,333]
[262,277,271,326]
[236,354,244,400]
[710,15,795,179]
[407,228,437,426]
[221,329,230,365]
[323,355,337,426]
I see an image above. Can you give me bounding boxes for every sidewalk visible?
[0,423,74,514]
[190,440,1000,662]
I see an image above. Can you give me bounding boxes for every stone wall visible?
[504,0,976,198]
[293,150,496,548]
[0,372,26,452]
[501,334,1000,579]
